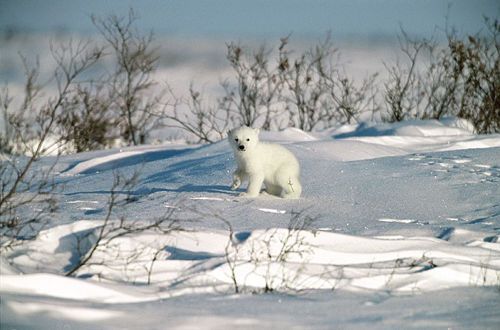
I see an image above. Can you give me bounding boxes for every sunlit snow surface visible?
[2,119,500,329]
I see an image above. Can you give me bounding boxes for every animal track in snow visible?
[407,153,499,184]
[190,196,236,202]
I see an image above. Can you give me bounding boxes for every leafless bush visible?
[57,9,166,148]
[279,36,378,130]
[162,42,284,143]
[0,56,44,155]
[183,205,317,294]
[383,31,426,122]
[65,171,185,278]
[57,83,115,152]
[383,18,499,133]
[277,37,331,131]
[166,35,378,141]
[252,210,317,293]
[220,209,317,294]
[0,40,104,250]
[0,159,58,250]
[92,9,165,145]
[414,40,461,120]
[0,9,173,263]
[220,42,283,130]
[449,18,499,133]
[169,18,497,140]
[1,41,102,155]
[161,85,230,143]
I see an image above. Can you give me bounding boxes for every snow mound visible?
[293,140,407,161]
[2,222,498,303]
[1,273,149,303]
[333,119,475,138]
[262,127,319,142]
[329,119,499,154]
[2,118,500,328]
[61,145,192,176]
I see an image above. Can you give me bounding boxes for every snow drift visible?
[1,119,500,329]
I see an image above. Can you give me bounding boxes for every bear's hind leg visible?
[264,182,282,197]
[279,175,302,199]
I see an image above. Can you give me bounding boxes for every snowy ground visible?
[1,119,500,329]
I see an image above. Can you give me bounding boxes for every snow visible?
[1,119,500,329]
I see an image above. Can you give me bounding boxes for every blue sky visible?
[0,0,498,40]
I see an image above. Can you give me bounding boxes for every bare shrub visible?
[57,83,115,152]
[383,18,499,133]
[0,158,58,250]
[1,42,102,156]
[0,9,168,256]
[92,9,164,145]
[413,40,461,120]
[278,37,332,131]
[165,35,378,141]
[383,31,426,122]
[169,18,497,140]
[280,36,378,129]
[251,211,317,293]
[220,42,283,130]
[65,171,185,278]
[219,210,317,294]
[449,18,499,133]
[0,41,104,250]
[161,85,230,143]
[161,41,285,142]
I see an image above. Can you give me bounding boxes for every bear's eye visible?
[246,138,250,141]
[234,138,239,142]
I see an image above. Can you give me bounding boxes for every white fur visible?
[228,126,302,199]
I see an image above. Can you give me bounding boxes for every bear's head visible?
[228,126,260,152]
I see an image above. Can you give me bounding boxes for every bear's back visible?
[257,142,299,168]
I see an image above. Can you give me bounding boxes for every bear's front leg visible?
[231,170,245,190]
[240,174,264,198]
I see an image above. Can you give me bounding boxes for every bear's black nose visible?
[239,145,245,150]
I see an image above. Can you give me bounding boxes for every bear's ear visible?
[255,128,260,135]
[227,129,233,137]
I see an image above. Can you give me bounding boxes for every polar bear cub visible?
[228,126,302,199]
